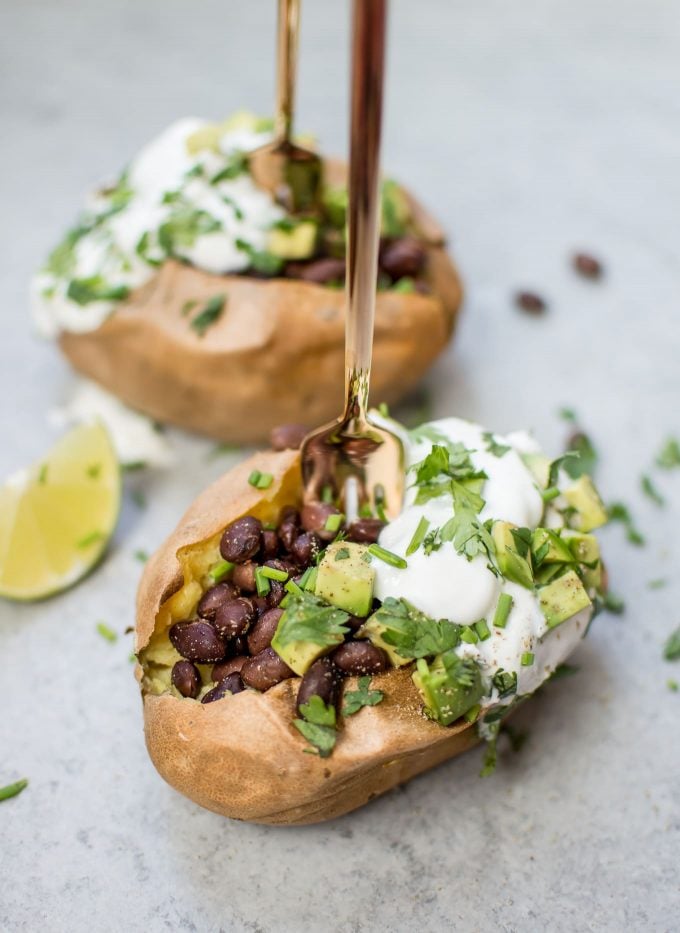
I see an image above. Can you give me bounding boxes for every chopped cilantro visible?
[602,592,625,615]
[563,431,597,478]
[640,474,665,506]
[67,276,130,306]
[492,669,518,698]
[158,206,221,255]
[190,294,226,337]
[294,696,337,757]
[648,578,667,590]
[667,679,679,692]
[551,662,579,680]
[342,676,384,716]
[368,597,460,659]
[133,549,149,564]
[96,622,117,643]
[656,437,680,469]
[274,592,349,650]
[334,547,350,561]
[558,407,578,423]
[482,432,510,457]
[210,152,248,184]
[235,239,284,276]
[663,627,680,662]
[607,501,645,546]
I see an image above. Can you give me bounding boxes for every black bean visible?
[220,516,262,563]
[171,660,201,698]
[232,561,257,593]
[201,672,245,704]
[197,582,238,621]
[379,237,426,280]
[290,532,321,566]
[515,291,547,315]
[169,620,226,663]
[214,597,257,639]
[240,647,295,691]
[261,529,280,561]
[572,252,603,279]
[344,614,365,633]
[270,424,308,451]
[251,596,271,617]
[278,507,300,552]
[332,640,389,675]
[346,518,384,544]
[285,257,346,284]
[266,580,286,608]
[301,502,341,542]
[296,657,343,716]
[247,608,283,655]
[212,656,248,682]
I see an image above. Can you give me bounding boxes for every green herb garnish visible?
[641,474,665,506]
[656,437,680,469]
[482,432,510,457]
[602,592,625,615]
[77,530,104,549]
[369,597,460,659]
[38,464,48,484]
[334,547,350,561]
[663,627,680,661]
[367,543,407,569]
[209,559,234,583]
[0,778,28,802]
[492,669,518,698]
[254,566,271,596]
[133,549,149,564]
[85,463,101,479]
[235,239,284,276]
[342,676,385,716]
[96,622,117,643]
[607,501,645,546]
[648,578,667,590]
[294,696,337,757]
[460,626,479,644]
[274,592,349,649]
[551,663,579,680]
[668,679,679,692]
[261,565,288,582]
[190,293,226,337]
[324,513,344,533]
[474,619,491,641]
[521,652,535,666]
[405,516,430,556]
[493,593,513,629]
[67,276,130,306]
[247,470,274,490]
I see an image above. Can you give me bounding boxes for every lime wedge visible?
[0,422,121,600]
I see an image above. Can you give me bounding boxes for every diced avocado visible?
[358,614,411,667]
[267,219,318,260]
[521,452,551,489]
[532,528,574,564]
[381,179,411,238]
[492,521,534,589]
[270,635,330,676]
[533,562,567,586]
[322,187,348,228]
[315,541,375,618]
[357,597,459,668]
[412,651,483,726]
[563,532,602,590]
[538,570,592,630]
[270,592,349,676]
[563,475,608,532]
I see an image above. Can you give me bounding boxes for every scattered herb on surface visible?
[131,489,147,509]
[551,663,580,680]
[96,622,117,643]
[67,276,130,306]
[133,549,149,563]
[493,593,513,629]
[367,543,407,569]
[607,501,645,546]
[558,407,578,423]
[641,474,665,506]
[247,470,273,490]
[667,680,679,692]
[405,516,430,556]
[181,299,198,317]
[656,437,680,470]
[563,431,598,478]
[190,293,226,337]
[648,578,667,590]
[602,592,625,615]
[0,779,28,802]
[77,530,104,549]
[500,722,529,753]
[663,627,680,662]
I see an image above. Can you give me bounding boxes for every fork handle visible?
[344,0,387,417]
[275,0,300,144]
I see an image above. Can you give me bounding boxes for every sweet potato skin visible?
[60,164,463,444]
[135,450,477,825]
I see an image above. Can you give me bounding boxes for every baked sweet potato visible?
[61,161,462,445]
[136,449,477,825]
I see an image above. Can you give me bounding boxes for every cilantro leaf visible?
[607,501,645,546]
[370,597,460,659]
[274,592,349,650]
[299,695,337,727]
[66,276,130,306]
[293,719,337,758]
[443,481,497,565]
[482,431,510,457]
[664,627,680,661]
[641,474,665,506]
[235,239,284,276]
[190,293,226,337]
[656,437,680,470]
[563,431,598,478]
[342,676,384,716]
[547,451,581,488]
[158,207,222,255]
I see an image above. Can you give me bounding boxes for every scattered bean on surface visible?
[261,529,280,561]
[515,290,547,315]
[572,252,603,279]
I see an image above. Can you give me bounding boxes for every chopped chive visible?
[324,513,344,533]
[261,565,288,582]
[378,402,390,417]
[248,470,273,490]
[474,619,491,642]
[521,652,535,666]
[209,559,234,583]
[77,530,104,549]
[464,704,481,723]
[96,622,117,643]
[0,778,28,802]
[279,594,290,609]
[133,549,149,563]
[122,460,147,472]
[367,543,407,569]
[285,579,304,597]
[297,566,313,589]
[254,566,271,596]
[541,486,561,502]
[460,626,479,644]
[321,485,334,504]
[641,474,665,507]
[38,464,48,484]
[406,516,430,556]
[303,566,318,592]
[358,502,374,518]
[493,593,513,629]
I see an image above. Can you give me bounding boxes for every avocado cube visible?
[315,542,375,618]
[564,532,602,590]
[357,612,411,668]
[322,187,347,228]
[269,633,334,676]
[270,593,348,676]
[412,652,483,726]
[533,562,566,586]
[492,521,534,589]
[563,475,608,532]
[532,528,574,564]
[538,570,592,630]
[267,219,318,260]
[521,452,551,489]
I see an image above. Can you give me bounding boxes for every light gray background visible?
[1,1,679,930]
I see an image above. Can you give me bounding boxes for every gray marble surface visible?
[1,1,679,930]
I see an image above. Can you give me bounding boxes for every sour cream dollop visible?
[372,417,594,709]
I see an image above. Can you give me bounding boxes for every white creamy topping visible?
[32,114,283,337]
[373,417,594,708]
